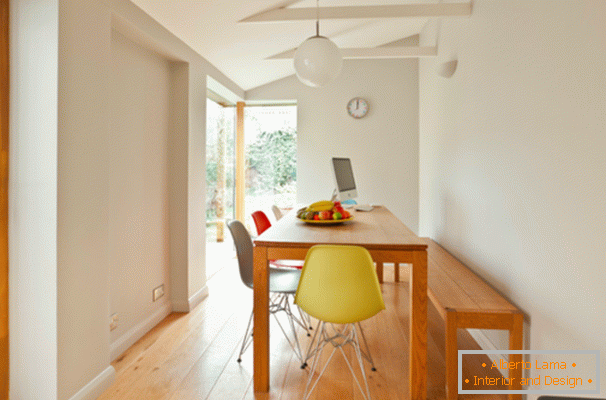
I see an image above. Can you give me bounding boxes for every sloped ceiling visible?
[129,0,433,91]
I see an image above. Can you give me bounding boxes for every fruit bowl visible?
[297,216,354,225]
[296,200,353,225]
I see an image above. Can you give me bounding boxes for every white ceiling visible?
[128,0,432,91]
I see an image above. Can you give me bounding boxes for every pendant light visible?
[293,0,343,87]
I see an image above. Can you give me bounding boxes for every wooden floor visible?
[99,261,507,400]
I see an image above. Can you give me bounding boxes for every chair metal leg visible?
[350,327,372,400]
[287,295,312,334]
[302,322,373,400]
[356,322,377,371]
[301,319,322,368]
[272,297,304,364]
[238,293,310,364]
[237,310,254,362]
[304,322,329,400]
[297,304,313,333]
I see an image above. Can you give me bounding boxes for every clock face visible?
[347,98,369,119]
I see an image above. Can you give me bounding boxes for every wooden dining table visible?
[252,205,428,399]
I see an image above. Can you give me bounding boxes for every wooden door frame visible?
[1,0,8,395]
[235,102,245,223]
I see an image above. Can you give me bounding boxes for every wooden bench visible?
[417,238,524,400]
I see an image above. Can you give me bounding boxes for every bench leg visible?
[376,262,384,283]
[394,263,400,282]
[508,313,524,400]
[446,311,458,400]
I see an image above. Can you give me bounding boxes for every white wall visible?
[109,29,172,358]
[247,58,419,232]
[57,1,112,398]
[419,1,606,395]
[10,0,244,398]
[9,0,59,398]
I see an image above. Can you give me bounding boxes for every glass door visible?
[205,99,235,278]
[244,105,297,231]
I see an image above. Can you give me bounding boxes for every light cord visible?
[316,0,320,36]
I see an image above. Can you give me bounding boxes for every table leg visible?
[508,314,524,400]
[376,262,384,283]
[410,250,428,400]
[253,246,270,392]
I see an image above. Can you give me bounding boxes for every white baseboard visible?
[467,328,507,366]
[68,365,116,400]
[172,285,209,312]
[110,301,172,361]
[188,285,209,311]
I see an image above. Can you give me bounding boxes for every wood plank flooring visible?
[100,262,507,400]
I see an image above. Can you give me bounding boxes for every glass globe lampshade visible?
[293,35,343,87]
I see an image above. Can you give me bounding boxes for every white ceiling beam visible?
[240,3,471,23]
[267,46,437,60]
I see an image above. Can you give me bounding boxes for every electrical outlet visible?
[153,284,164,302]
[110,313,119,331]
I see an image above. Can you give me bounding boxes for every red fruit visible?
[314,214,320,221]
[319,211,331,220]
[341,210,350,219]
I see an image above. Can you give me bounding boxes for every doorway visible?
[205,101,297,280]
[243,104,297,230]
[205,99,236,279]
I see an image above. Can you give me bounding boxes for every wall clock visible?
[347,97,369,119]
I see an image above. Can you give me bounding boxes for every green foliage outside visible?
[206,127,297,221]
[206,104,235,221]
[246,128,297,195]
[206,102,297,242]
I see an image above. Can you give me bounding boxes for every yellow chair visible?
[295,245,385,400]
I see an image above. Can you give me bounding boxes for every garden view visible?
[206,100,297,243]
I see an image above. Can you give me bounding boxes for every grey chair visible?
[227,219,309,364]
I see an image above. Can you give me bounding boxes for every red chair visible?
[251,210,272,235]
[251,210,303,270]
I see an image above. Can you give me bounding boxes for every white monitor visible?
[331,157,358,202]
